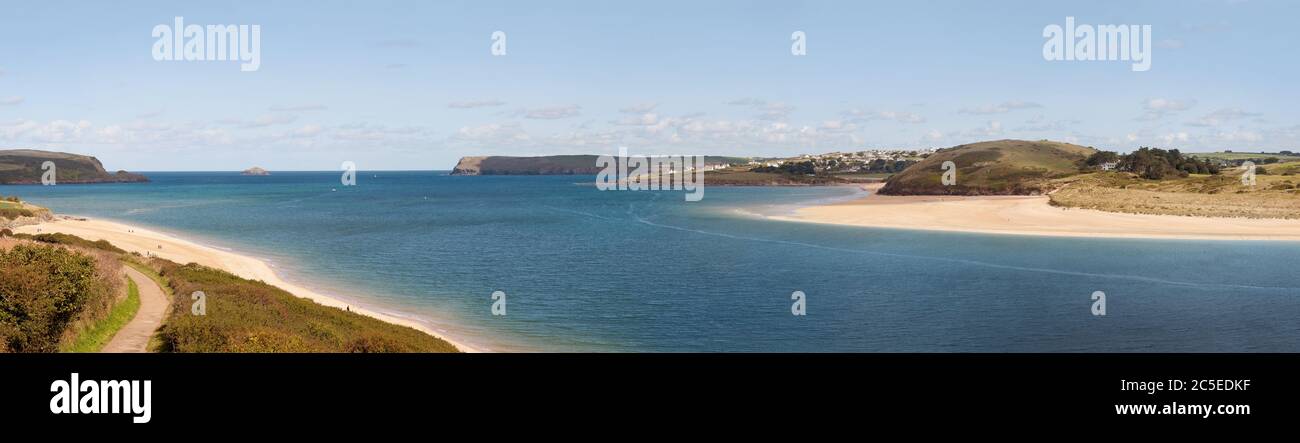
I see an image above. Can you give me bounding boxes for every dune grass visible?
[62,277,140,353]
[1050,171,1300,219]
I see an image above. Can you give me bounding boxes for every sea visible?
[8,171,1300,352]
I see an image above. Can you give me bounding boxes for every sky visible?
[0,0,1297,171]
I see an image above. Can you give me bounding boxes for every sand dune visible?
[16,217,476,352]
[771,184,1300,241]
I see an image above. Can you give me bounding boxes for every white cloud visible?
[451,122,531,145]
[292,124,324,137]
[0,96,24,105]
[1185,107,1262,127]
[964,120,1003,137]
[619,103,658,114]
[726,98,795,121]
[842,109,925,124]
[726,98,766,106]
[958,100,1042,115]
[447,100,506,109]
[1016,114,1078,132]
[248,114,299,127]
[269,104,328,112]
[515,104,582,119]
[1138,98,1196,120]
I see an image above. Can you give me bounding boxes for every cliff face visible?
[450,156,486,175]
[0,149,149,184]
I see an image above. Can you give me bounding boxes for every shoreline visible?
[769,183,1300,241]
[15,216,479,352]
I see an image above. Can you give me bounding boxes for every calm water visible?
[8,172,1300,352]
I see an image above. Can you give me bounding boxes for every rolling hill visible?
[878,139,1096,195]
[0,149,148,184]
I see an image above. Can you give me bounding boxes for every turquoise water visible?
[8,172,1300,352]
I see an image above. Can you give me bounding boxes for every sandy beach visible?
[770,183,1300,241]
[16,217,477,352]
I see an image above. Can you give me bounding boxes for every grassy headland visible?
[0,149,148,184]
[879,140,1097,195]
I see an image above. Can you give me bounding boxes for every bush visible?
[18,233,126,254]
[0,244,112,352]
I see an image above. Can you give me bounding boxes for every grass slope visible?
[145,259,459,353]
[880,139,1096,195]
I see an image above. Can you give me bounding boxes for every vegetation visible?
[1049,171,1300,219]
[1101,147,1221,179]
[14,232,127,254]
[63,278,140,352]
[0,207,34,220]
[879,139,1097,195]
[0,149,148,184]
[703,167,851,186]
[4,228,458,353]
[0,240,121,352]
[140,258,458,352]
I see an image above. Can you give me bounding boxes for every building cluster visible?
[746,149,936,173]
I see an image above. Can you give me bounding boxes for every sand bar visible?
[770,184,1300,241]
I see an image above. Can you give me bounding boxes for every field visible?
[1049,170,1300,219]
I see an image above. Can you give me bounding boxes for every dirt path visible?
[102,267,168,353]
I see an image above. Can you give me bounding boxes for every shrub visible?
[0,244,112,352]
[18,233,126,254]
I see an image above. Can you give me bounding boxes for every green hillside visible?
[0,149,148,184]
[879,139,1097,195]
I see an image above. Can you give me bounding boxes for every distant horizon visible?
[6,139,1300,172]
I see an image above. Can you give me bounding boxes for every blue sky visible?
[1,0,1297,170]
